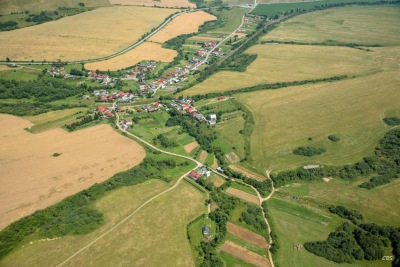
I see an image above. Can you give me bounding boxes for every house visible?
[217,96,226,100]
[99,95,107,102]
[188,171,201,180]
[209,114,217,125]
[187,107,197,114]
[154,102,162,108]
[216,167,224,173]
[124,119,133,125]
[202,225,210,235]
[98,106,107,113]
[182,104,190,110]
[303,165,320,170]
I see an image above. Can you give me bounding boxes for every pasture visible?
[266,196,392,267]
[184,44,383,95]
[149,11,216,43]
[0,0,110,14]
[0,114,145,231]
[84,42,177,71]
[109,0,195,8]
[235,70,400,171]
[280,178,400,226]
[0,6,176,61]
[1,176,206,266]
[210,7,249,34]
[262,6,400,46]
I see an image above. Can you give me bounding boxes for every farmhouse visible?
[209,114,217,125]
[188,166,210,180]
[202,225,210,235]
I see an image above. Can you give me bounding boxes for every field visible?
[84,42,177,71]
[210,7,250,34]
[267,195,393,267]
[184,140,199,153]
[221,241,271,267]
[227,222,268,248]
[148,11,216,43]
[0,6,176,61]
[236,70,400,171]
[229,164,266,181]
[1,177,206,266]
[262,6,400,46]
[0,114,145,230]
[0,0,110,14]
[184,44,384,95]
[109,0,195,8]
[226,187,259,205]
[279,178,400,226]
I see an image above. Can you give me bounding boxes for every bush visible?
[328,134,340,142]
[383,117,400,126]
[293,146,326,157]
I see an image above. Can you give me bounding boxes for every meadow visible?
[85,42,177,71]
[267,196,392,267]
[184,44,384,96]
[279,178,400,226]
[210,7,249,34]
[1,175,206,266]
[262,6,400,46]
[0,6,176,61]
[0,114,145,231]
[236,70,400,171]
[0,0,110,14]
[149,11,216,43]
[109,0,195,8]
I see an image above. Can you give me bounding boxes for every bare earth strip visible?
[184,141,199,153]
[110,0,196,8]
[229,165,266,181]
[199,150,208,162]
[85,42,177,71]
[221,241,271,267]
[226,188,259,205]
[225,151,240,164]
[0,114,145,230]
[0,6,176,61]
[149,11,216,43]
[227,222,268,248]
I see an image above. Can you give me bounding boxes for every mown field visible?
[0,0,110,14]
[279,178,400,226]
[267,196,393,267]
[1,176,206,266]
[236,70,400,171]
[184,44,385,95]
[0,6,176,61]
[0,114,145,231]
[109,0,195,8]
[210,7,250,34]
[262,6,400,46]
[149,11,216,43]
[84,42,177,71]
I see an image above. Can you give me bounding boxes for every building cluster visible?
[142,102,162,113]
[95,90,134,102]
[170,98,206,122]
[88,71,115,86]
[188,166,211,180]
[97,105,114,118]
[125,60,157,81]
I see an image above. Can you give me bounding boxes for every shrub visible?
[293,146,326,157]
[328,134,340,142]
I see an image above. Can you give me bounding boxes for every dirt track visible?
[221,241,271,267]
[227,222,268,248]
[0,114,145,230]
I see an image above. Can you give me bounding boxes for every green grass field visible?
[262,6,400,46]
[267,195,392,267]
[184,44,386,96]
[210,7,249,34]
[279,178,400,226]
[252,0,387,17]
[219,251,257,267]
[225,233,268,257]
[215,115,246,159]
[188,216,216,266]
[229,181,257,196]
[236,70,400,171]
[0,68,40,80]
[1,179,206,266]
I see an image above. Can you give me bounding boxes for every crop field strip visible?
[184,44,385,96]
[0,114,145,231]
[0,6,176,61]
[109,0,195,8]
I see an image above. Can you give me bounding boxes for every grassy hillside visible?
[184,44,386,95]
[1,179,206,266]
[262,6,400,46]
[236,70,400,171]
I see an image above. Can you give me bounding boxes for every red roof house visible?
[189,171,201,180]
[98,106,107,113]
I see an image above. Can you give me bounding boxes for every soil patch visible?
[229,165,266,181]
[227,222,268,248]
[221,241,271,267]
[226,188,259,205]
[183,141,199,153]
[199,150,208,162]
[225,151,240,164]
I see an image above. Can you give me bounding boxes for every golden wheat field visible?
[109,0,195,8]
[85,42,177,70]
[0,114,145,230]
[0,6,176,61]
[149,11,216,43]
[184,44,391,95]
